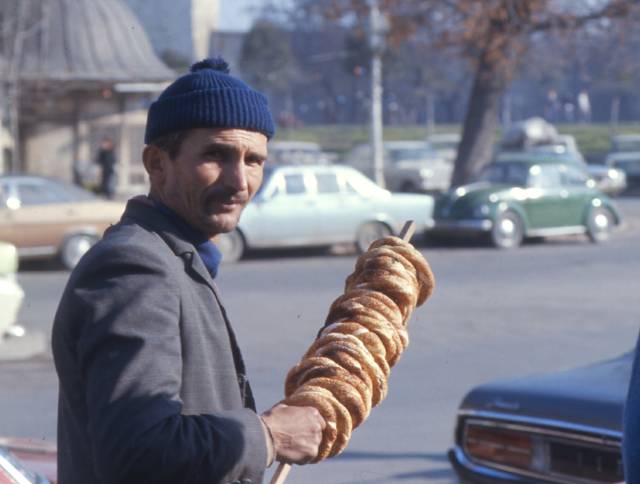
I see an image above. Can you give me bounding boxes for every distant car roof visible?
[494,151,578,165]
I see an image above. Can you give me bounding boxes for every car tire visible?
[216,229,246,263]
[60,234,98,270]
[356,222,392,253]
[490,210,524,249]
[586,206,614,243]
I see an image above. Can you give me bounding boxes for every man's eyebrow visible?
[203,142,267,159]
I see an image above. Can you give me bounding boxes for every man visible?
[96,137,117,198]
[52,58,324,484]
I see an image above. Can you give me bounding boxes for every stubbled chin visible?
[202,211,240,235]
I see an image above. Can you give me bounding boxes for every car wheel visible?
[60,234,97,270]
[586,206,614,243]
[490,211,524,249]
[356,222,392,253]
[216,229,246,263]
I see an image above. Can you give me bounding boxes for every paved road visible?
[2,197,639,483]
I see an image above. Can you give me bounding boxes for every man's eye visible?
[246,157,265,166]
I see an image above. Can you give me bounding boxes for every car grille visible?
[460,417,623,483]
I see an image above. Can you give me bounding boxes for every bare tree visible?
[0,0,47,171]
[293,0,639,185]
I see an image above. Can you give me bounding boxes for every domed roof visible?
[18,0,174,83]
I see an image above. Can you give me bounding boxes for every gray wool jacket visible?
[52,197,268,484]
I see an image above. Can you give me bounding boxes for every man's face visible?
[149,128,268,237]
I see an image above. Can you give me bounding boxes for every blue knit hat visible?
[144,58,275,143]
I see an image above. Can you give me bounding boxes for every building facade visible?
[124,0,219,64]
[1,0,174,195]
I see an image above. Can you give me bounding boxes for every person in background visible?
[52,58,324,484]
[96,136,117,198]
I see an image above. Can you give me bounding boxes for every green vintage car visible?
[429,153,622,248]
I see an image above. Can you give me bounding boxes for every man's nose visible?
[222,159,248,192]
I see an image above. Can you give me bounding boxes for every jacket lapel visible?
[121,197,256,410]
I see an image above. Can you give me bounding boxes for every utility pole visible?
[368,0,387,188]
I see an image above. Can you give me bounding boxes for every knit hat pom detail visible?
[190,57,230,74]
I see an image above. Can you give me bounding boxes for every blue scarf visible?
[154,202,222,279]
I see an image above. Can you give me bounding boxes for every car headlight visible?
[607,169,619,179]
[472,204,491,218]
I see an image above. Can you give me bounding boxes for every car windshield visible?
[388,147,434,163]
[613,137,640,152]
[477,163,530,186]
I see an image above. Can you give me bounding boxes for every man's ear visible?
[142,145,168,188]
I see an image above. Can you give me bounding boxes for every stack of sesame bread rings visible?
[282,236,435,461]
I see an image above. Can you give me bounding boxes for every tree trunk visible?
[451,49,509,187]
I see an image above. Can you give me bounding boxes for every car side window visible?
[315,173,340,194]
[530,165,562,189]
[17,182,65,205]
[562,165,589,186]
[284,174,306,195]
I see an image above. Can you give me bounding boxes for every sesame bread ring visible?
[319,322,389,374]
[303,332,370,361]
[355,246,415,275]
[368,238,435,305]
[354,279,416,318]
[316,346,373,396]
[315,341,388,406]
[361,257,419,296]
[331,315,403,366]
[300,384,353,458]
[303,376,369,428]
[285,356,342,397]
[285,356,372,416]
[326,301,399,332]
[328,290,403,328]
[283,388,337,462]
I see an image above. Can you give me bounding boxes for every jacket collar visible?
[120,196,219,295]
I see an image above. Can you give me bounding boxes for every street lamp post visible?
[368,0,387,188]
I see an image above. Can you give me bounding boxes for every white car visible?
[345,140,452,193]
[0,242,24,338]
[216,164,434,262]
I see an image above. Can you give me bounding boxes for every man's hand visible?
[261,403,325,465]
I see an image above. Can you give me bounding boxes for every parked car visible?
[610,133,640,153]
[344,140,453,193]
[427,133,461,163]
[0,175,125,269]
[0,437,57,483]
[429,153,621,248]
[449,351,630,483]
[0,241,23,338]
[513,135,627,196]
[268,140,336,165]
[215,164,434,262]
[604,151,640,189]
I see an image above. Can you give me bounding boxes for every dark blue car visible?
[449,352,630,483]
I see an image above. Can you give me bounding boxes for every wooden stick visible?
[270,461,292,484]
[398,220,416,241]
[269,221,416,484]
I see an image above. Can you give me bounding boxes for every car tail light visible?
[465,423,536,470]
